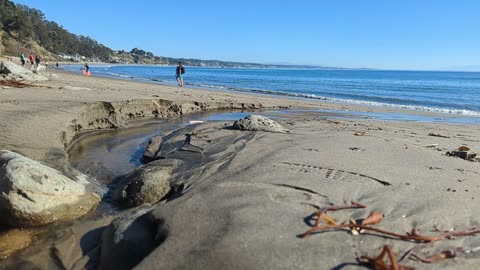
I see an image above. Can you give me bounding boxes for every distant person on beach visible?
[35,55,41,67]
[29,53,35,66]
[176,62,185,87]
[19,53,26,66]
[84,63,90,72]
[55,62,59,68]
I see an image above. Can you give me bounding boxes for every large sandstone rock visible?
[232,115,290,133]
[100,209,167,270]
[0,150,101,227]
[0,61,48,82]
[113,160,179,207]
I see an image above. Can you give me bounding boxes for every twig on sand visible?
[309,201,366,228]
[428,132,450,138]
[398,244,430,262]
[301,203,480,243]
[405,245,480,264]
[302,202,480,268]
[409,247,463,263]
[357,245,415,270]
[302,216,480,243]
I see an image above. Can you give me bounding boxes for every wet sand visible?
[1,68,480,269]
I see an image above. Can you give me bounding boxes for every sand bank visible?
[1,68,480,269]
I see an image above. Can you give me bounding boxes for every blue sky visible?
[11,0,480,70]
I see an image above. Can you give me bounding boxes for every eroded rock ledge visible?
[62,98,279,148]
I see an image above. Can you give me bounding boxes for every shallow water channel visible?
[68,110,289,184]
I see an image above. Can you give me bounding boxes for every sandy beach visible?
[1,66,480,270]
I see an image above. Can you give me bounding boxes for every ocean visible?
[62,65,480,118]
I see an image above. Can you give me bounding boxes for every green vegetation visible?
[0,0,112,60]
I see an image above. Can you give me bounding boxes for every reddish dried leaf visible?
[361,211,384,226]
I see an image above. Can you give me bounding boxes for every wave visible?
[186,83,480,117]
[105,72,133,78]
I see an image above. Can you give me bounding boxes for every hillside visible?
[0,0,329,68]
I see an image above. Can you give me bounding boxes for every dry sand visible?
[1,68,480,269]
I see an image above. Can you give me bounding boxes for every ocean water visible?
[62,65,480,117]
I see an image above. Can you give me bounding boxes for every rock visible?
[0,61,48,82]
[114,160,179,207]
[100,209,167,270]
[446,150,479,162]
[59,85,92,91]
[446,150,468,159]
[0,229,32,259]
[0,150,101,227]
[232,115,290,133]
[142,135,163,162]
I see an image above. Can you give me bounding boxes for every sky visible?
[11,0,480,70]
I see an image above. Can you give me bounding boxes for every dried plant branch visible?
[302,202,480,269]
[357,245,414,270]
[310,201,366,227]
[302,202,480,242]
[303,222,480,243]
[399,244,431,262]
[409,247,463,263]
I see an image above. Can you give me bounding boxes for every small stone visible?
[142,135,163,162]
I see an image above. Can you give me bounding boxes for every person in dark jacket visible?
[175,62,185,87]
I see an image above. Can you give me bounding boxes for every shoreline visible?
[1,66,478,169]
[1,65,480,269]
[60,64,480,120]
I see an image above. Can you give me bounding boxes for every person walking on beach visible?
[19,53,26,67]
[84,63,90,73]
[29,53,35,67]
[176,62,185,87]
[35,55,41,67]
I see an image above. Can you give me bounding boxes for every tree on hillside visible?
[0,0,112,60]
[131,48,147,56]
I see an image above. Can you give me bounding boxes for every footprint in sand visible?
[277,162,392,186]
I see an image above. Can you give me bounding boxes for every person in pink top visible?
[28,53,35,66]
